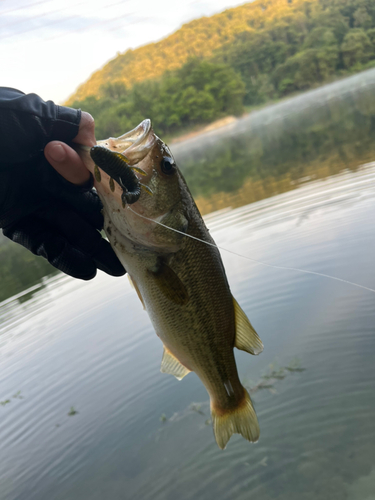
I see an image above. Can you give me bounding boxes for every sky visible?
[1,0,247,104]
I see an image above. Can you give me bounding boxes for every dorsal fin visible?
[233,297,263,355]
[161,347,191,380]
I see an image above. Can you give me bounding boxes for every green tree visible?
[310,8,349,44]
[303,27,338,50]
[100,82,128,100]
[353,6,372,30]
[367,28,375,48]
[341,29,373,68]
[74,59,245,138]
[273,44,338,92]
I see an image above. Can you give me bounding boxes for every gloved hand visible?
[0,88,125,280]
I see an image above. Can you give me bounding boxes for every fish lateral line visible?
[126,205,375,295]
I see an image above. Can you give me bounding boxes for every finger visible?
[93,238,126,277]
[73,111,96,147]
[44,141,91,185]
[36,204,125,277]
[54,188,104,231]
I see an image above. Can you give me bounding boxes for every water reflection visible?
[173,68,375,214]
[0,237,56,304]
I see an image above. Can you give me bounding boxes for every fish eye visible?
[161,157,176,175]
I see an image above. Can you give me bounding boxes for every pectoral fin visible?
[233,297,263,355]
[149,261,189,306]
[161,347,191,380]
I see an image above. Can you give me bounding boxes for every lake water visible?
[1,163,375,499]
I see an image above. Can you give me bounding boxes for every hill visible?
[66,0,320,103]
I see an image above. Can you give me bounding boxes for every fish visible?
[78,119,263,449]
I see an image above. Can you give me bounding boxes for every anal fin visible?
[161,347,191,380]
[233,297,263,355]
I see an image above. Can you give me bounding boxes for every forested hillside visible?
[68,0,375,139]
[67,0,291,103]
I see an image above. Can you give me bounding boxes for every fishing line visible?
[126,205,375,294]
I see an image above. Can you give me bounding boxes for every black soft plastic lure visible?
[90,145,149,205]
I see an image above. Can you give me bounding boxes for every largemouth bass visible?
[79,119,263,449]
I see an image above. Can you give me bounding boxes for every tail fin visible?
[211,389,259,450]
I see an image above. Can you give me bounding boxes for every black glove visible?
[0,87,125,280]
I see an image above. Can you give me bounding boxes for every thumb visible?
[73,111,96,147]
[44,141,91,186]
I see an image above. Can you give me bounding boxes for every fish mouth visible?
[97,119,156,165]
[91,119,156,205]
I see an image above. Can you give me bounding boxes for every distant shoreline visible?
[168,67,375,148]
[170,116,238,144]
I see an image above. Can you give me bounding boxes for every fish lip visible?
[97,119,156,165]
